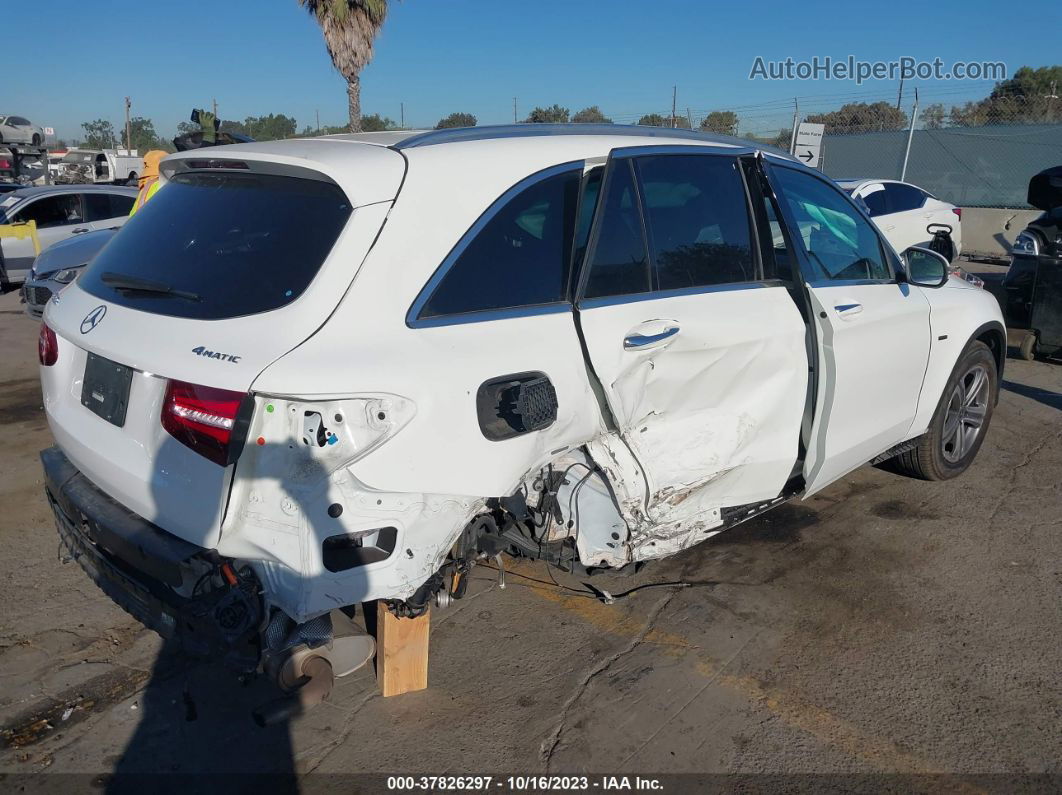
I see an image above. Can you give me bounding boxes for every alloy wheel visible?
[941,364,990,463]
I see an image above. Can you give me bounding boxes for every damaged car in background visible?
[38,125,1005,715]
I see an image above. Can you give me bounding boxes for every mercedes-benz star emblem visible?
[80,305,107,334]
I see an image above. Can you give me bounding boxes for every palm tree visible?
[298,0,388,132]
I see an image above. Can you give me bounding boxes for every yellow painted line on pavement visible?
[527,580,961,778]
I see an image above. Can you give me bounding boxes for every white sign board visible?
[43,127,55,136]
[794,122,824,169]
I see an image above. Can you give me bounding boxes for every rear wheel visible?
[126,172,138,187]
[32,134,41,146]
[890,341,997,481]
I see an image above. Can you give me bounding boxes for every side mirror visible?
[903,246,950,288]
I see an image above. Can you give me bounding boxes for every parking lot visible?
[0,277,1059,785]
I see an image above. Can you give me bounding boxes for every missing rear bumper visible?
[42,445,263,669]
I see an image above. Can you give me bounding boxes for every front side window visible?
[636,154,754,290]
[773,168,891,282]
[15,194,84,229]
[418,168,581,319]
[79,171,351,320]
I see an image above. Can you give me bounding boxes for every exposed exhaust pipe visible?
[253,648,335,727]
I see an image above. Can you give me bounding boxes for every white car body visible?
[838,178,963,260]
[0,115,45,146]
[39,126,1004,662]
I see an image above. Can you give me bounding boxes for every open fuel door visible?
[574,147,809,554]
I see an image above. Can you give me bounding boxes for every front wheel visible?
[890,341,997,481]
[32,134,41,146]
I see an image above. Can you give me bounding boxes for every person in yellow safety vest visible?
[129,150,168,216]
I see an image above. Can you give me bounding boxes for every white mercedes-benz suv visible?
[38,125,1005,693]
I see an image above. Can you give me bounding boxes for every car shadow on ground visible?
[1001,379,1062,411]
[103,640,299,794]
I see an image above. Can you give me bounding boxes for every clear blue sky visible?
[12,0,1061,142]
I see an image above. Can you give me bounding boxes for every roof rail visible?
[393,123,790,156]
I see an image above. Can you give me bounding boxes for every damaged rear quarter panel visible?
[219,394,485,621]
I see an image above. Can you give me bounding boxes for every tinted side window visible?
[885,183,926,213]
[741,159,791,282]
[859,186,889,216]
[571,167,603,280]
[16,194,84,229]
[420,169,581,319]
[107,193,135,217]
[773,168,890,282]
[583,161,650,299]
[636,155,754,290]
[84,193,116,222]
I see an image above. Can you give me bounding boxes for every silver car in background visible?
[22,228,117,317]
[0,184,135,288]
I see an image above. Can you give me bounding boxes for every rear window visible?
[78,171,352,320]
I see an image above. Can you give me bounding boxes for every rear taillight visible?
[161,379,246,466]
[38,323,58,366]
[952,208,962,220]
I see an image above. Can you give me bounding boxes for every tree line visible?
[67,64,1058,153]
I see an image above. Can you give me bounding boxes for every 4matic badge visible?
[192,346,242,364]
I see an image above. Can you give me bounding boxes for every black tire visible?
[126,172,138,187]
[1018,333,1037,361]
[32,134,41,146]
[890,341,997,481]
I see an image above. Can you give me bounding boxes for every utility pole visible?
[124,96,131,152]
[212,97,218,119]
[900,88,919,182]
[400,102,405,129]
[789,98,800,155]
[671,85,677,128]
[687,107,694,130]
[513,97,518,124]
[896,75,904,110]
[316,109,320,135]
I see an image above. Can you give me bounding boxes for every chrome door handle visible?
[834,302,863,319]
[624,326,680,350]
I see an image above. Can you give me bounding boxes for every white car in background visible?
[838,178,962,260]
[0,115,45,146]
[38,126,1004,709]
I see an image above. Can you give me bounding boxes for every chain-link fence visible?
[623,81,1062,210]
[817,121,1062,209]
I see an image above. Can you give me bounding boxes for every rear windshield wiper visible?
[101,271,201,302]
